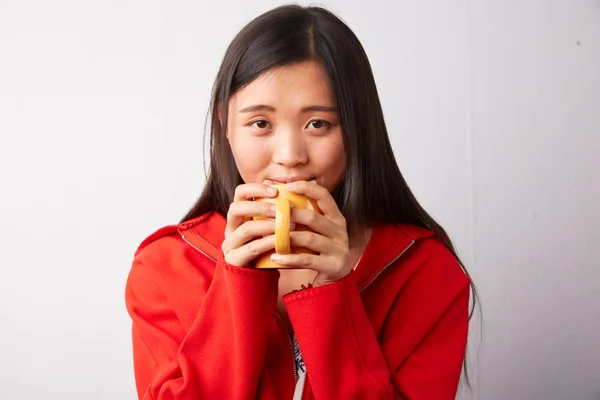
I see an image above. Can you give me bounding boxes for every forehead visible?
[229,61,335,110]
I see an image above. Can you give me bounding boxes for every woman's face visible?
[226,60,346,192]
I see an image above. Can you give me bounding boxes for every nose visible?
[272,129,308,167]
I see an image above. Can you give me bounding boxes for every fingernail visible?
[286,182,296,189]
[270,204,277,213]
[270,254,281,263]
[266,186,277,194]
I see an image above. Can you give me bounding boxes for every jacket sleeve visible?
[125,251,279,400]
[283,244,470,399]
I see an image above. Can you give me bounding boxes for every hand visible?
[270,180,350,287]
[222,182,279,267]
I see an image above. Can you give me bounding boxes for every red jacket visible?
[125,212,470,399]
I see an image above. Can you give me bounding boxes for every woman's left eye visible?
[306,120,330,130]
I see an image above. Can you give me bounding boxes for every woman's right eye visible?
[249,120,271,129]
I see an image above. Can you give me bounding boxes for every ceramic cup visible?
[253,184,321,269]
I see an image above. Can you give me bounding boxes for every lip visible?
[269,176,313,184]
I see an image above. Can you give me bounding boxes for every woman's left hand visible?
[269,180,350,287]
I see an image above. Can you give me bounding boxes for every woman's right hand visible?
[221,182,280,267]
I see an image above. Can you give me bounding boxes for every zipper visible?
[181,234,217,263]
[359,239,415,293]
[276,312,307,400]
[274,313,297,381]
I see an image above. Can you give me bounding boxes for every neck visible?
[348,224,373,251]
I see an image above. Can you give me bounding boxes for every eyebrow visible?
[238,104,337,113]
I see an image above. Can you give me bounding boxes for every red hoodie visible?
[125,212,470,400]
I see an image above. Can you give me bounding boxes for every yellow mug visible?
[253,184,321,269]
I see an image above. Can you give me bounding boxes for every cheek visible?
[229,135,271,180]
[312,136,346,183]
[316,141,345,165]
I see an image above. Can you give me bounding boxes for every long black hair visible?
[181,4,479,386]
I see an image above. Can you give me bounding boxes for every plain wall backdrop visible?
[1,1,598,399]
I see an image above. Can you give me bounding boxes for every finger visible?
[290,208,340,239]
[234,183,278,202]
[269,252,345,277]
[228,219,295,250]
[284,180,345,222]
[289,230,332,254]
[226,220,276,250]
[225,234,276,267]
[226,201,275,233]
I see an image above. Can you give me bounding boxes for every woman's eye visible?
[250,120,270,129]
[307,120,330,130]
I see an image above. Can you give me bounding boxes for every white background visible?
[1,1,599,399]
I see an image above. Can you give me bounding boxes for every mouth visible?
[268,176,314,184]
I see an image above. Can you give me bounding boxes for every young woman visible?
[125,5,477,400]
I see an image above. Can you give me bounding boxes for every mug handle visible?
[275,198,291,254]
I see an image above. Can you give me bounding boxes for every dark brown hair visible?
[181,4,479,386]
